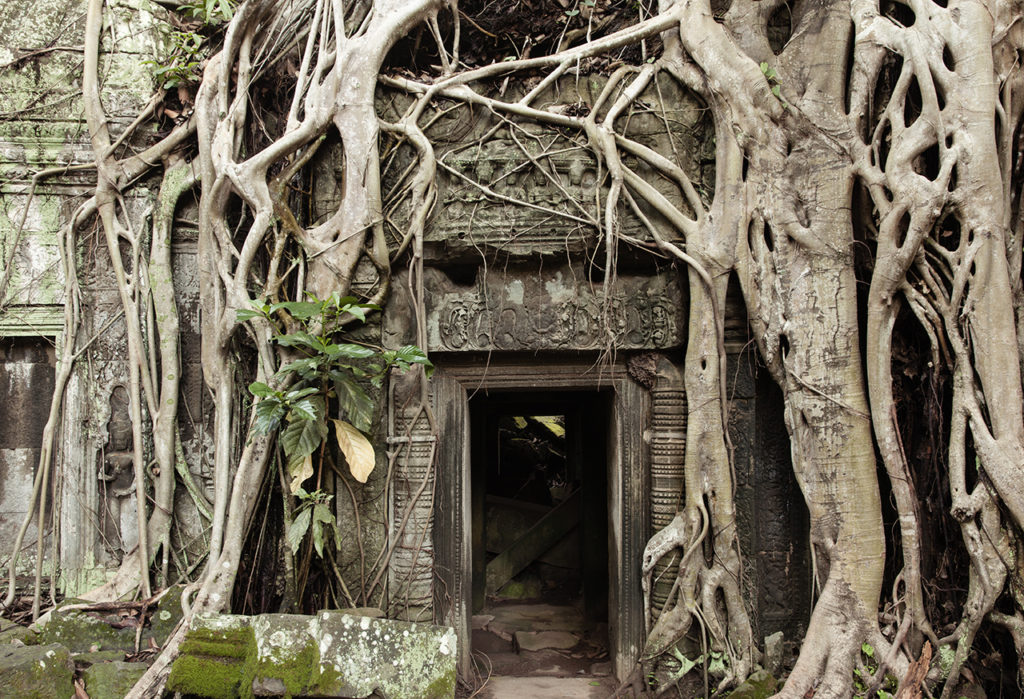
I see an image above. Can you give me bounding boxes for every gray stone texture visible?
[167,611,457,698]
[0,643,75,698]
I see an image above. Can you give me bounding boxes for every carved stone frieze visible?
[384,266,686,352]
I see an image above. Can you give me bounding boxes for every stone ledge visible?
[167,610,457,698]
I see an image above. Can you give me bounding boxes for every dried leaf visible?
[332,419,375,483]
[289,453,313,494]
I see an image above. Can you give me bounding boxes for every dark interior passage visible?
[469,390,611,672]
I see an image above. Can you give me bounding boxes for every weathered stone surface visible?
[36,609,139,652]
[315,611,457,699]
[764,631,784,677]
[726,669,777,698]
[83,660,148,699]
[150,584,186,645]
[72,649,127,666]
[166,614,256,698]
[0,642,75,698]
[384,266,686,352]
[0,618,37,645]
[167,611,457,698]
[515,630,580,652]
[250,614,319,696]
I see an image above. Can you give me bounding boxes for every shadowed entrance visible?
[469,391,610,674]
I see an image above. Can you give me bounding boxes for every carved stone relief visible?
[97,385,138,563]
[385,266,686,353]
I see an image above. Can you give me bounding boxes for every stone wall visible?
[0,0,211,593]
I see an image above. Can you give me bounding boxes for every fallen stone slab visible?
[0,618,36,646]
[83,660,149,699]
[0,642,75,698]
[36,609,137,652]
[515,630,580,652]
[167,610,457,698]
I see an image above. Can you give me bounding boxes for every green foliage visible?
[759,61,788,109]
[180,0,235,25]
[144,31,205,89]
[286,489,340,558]
[853,642,897,698]
[236,293,431,559]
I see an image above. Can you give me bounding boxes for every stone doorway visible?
[429,357,648,680]
[469,391,611,675]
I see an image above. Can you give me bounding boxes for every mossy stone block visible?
[0,618,37,646]
[728,669,778,698]
[167,614,256,698]
[250,614,319,696]
[0,642,75,698]
[83,660,149,699]
[315,611,457,698]
[73,649,127,666]
[150,585,186,645]
[37,609,137,652]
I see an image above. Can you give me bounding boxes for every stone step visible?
[476,675,613,698]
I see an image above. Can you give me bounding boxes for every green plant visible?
[759,61,788,109]
[180,0,235,25]
[144,30,205,88]
[853,643,897,698]
[238,292,431,495]
[287,488,338,557]
[237,293,431,569]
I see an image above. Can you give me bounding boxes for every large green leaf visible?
[277,357,321,379]
[288,396,322,422]
[284,386,319,402]
[248,381,274,398]
[235,307,265,322]
[324,343,376,359]
[332,374,374,433]
[280,411,328,463]
[286,506,311,553]
[253,397,286,434]
[270,301,323,320]
[275,331,321,350]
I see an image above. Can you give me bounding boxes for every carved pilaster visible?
[648,356,686,615]
[387,374,436,615]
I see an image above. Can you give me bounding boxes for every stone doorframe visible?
[429,355,650,680]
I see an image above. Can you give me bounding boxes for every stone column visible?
[648,356,686,616]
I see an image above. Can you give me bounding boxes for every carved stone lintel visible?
[384,266,686,353]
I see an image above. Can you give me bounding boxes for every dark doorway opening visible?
[469,390,611,672]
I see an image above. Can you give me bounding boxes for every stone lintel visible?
[384,266,686,352]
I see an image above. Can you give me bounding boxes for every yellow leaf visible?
[289,453,313,494]
[332,419,376,483]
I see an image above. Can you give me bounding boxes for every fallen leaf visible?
[332,419,375,483]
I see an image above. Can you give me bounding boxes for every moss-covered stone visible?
[727,669,777,698]
[83,660,149,699]
[315,611,457,699]
[168,612,456,698]
[0,618,37,645]
[167,614,256,698]
[250,614,318,696]
[72,649,127,666]
[150,584,186,645]
[0,642,75,698]
[36,609,138,652]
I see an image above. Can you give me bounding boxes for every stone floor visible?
[470,603,619,698]
[476,675,616,698]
